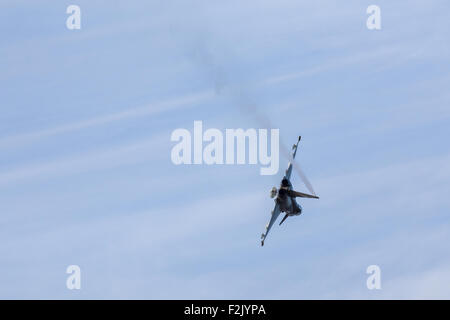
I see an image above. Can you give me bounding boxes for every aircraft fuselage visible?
[277,177,302,216]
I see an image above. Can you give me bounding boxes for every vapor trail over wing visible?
[191,44,316,195]
[241,100,317,196]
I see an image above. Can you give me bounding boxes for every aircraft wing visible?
[287,190,319,199]
[261,202,281,246]
[285,136,301,181]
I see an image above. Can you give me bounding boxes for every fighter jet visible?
[261,136,319,246]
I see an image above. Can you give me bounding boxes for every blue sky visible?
[1,0,450,299]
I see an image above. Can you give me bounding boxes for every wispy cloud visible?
[0,91,213,149]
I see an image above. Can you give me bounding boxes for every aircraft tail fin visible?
[279,213,289,225]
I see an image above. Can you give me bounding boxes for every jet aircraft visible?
[261,136,319,246]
